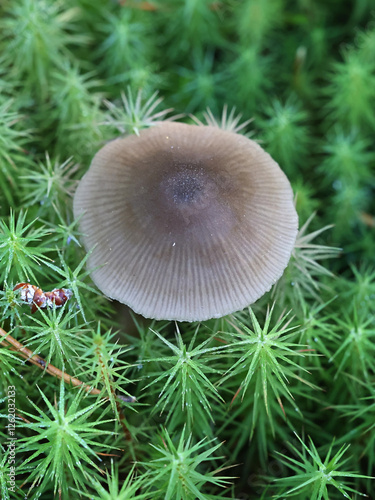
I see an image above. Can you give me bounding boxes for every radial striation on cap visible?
[73,121,298,321]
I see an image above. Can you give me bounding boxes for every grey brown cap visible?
[73,122,298,321]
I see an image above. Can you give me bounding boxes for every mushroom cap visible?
[73,122,298,321]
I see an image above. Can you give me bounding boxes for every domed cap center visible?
[167,166,205,205]
[157,163,227,231]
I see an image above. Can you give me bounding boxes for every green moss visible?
[0,0,374,498]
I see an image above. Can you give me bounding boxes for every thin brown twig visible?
[0,326,100,393]
[360,211,375,228]
[1,326,136,448]
[0,327,134,401]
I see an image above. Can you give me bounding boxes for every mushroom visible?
[73,121,298,321]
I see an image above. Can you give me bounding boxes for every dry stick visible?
[1,326,136,446]
[0,327,135,405]
[360,211,375,228]
[0,326,102,395]
[0,326,135,442]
